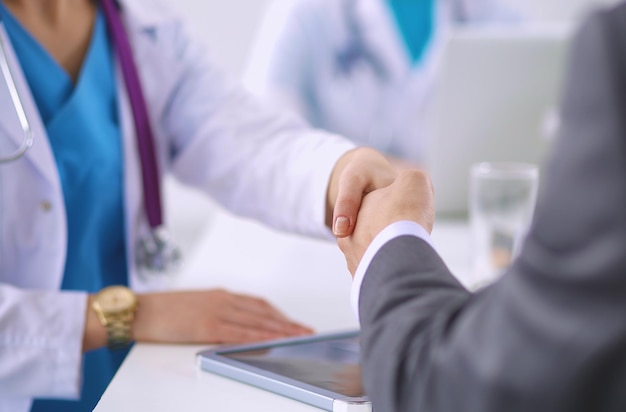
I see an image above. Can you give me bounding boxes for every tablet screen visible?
[222,334,364,397]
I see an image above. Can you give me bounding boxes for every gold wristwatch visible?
[92,286,138,350]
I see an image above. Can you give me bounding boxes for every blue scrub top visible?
[387,0,436,64]
[0,4,130,411]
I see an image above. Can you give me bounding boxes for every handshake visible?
[332,168,435,276]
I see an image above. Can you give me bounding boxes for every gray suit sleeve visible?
[359,5,626,412]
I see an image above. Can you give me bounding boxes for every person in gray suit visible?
[337,3,626,411]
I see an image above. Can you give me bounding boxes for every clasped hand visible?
[337,170,435,275]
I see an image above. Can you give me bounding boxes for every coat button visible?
[41,200,52,212]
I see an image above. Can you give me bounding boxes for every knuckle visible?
[340,168,368,192]
[399,169,430,188]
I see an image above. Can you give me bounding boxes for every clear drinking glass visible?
[470,162,539,286]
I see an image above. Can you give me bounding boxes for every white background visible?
[162,0,623,260]
[170,0,621,77]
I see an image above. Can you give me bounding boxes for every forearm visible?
[82,294,107,352]
[359,236,471,412]
[83,292,196,349]
[170,89,354,238]
[160,20,354,239]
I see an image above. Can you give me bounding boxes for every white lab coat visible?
[244,0,519,162]
[0,0,354,409]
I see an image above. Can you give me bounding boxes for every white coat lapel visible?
[0,26,61,187]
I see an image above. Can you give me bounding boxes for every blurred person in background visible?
[244,0,520,167]
[0,0,398,410]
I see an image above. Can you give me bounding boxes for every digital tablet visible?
[196,330,372,412]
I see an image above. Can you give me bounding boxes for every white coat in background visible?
[244,0,520,162]
[0,0,354,410]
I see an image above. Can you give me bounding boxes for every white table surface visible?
[95,210,473,412]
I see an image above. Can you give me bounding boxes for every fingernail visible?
[333,216,350,236]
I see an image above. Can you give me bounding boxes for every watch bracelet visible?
[106,312,134,350]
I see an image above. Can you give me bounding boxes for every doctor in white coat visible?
[0,0,398,410]
[244,0,519,164]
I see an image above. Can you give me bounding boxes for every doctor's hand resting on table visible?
[338,4,626,411]
[0,0,397,410]
[244,0,520,168]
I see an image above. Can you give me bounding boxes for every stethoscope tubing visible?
[0,9,179,274]
[0,19,34,164]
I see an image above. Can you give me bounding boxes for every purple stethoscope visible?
[0,0,181,274]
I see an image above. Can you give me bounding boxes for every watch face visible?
[97,286,136,313]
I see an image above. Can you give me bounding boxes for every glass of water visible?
[470,162,539,286]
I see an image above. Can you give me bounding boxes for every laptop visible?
[425,24,573,216]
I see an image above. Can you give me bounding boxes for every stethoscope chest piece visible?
[136,227,182,276]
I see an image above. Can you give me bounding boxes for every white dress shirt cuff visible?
[350,221,434,322]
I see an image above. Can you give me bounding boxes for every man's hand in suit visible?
[337,170,435,275]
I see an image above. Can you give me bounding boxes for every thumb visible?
[329,148,396,237]
[332,175,364,238]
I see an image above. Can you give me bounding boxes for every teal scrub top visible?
[387,0,436,63]
[0,4,130,411]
